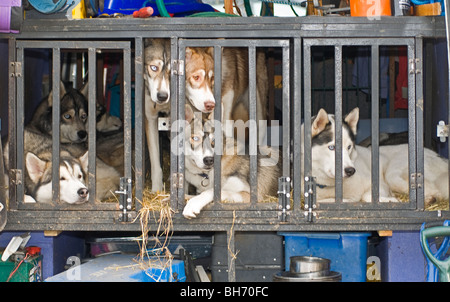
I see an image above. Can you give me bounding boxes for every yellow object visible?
[414,2,441,16]
[72,0,86,19]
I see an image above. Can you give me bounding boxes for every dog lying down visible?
[306,107,449,207]
[302,107,399,203]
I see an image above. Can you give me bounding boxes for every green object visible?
[0,254,42,282]
[420,226,450,282]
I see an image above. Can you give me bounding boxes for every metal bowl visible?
[273,271,342,282]
[289,256,331,274]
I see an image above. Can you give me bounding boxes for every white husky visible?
[305,107,398,203]
[380,144,449,206]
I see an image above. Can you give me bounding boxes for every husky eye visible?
[63,114,71,120]
[60,176,66,181]
[78,174,83,180]
[150,65,158,72]
[191,135,200,142]
[328,145,335,151]
[193,75,201,82]
[347,145,352,150]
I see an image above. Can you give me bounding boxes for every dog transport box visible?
[211,232,284,282]
[0,0,22,33]
[279,232,371,282]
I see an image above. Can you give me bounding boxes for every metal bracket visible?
[158,117,170,131]
[437,120,448,142]
[10,62,22,78]
[277,176,291,222]
[115,177,133,222]
[172,173,184,189]
[304,176,317,222]
[10,169,22,185]
[410,173,423,190]
[172,59,184,75]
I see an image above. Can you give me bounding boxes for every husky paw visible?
[379,196,400,203]
[151,180,164,193]
[182,199,203,219]
[24,195,37,203]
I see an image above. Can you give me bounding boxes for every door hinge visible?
[410,173,423,190]
[115,177,133,222]
[409,58,420,74]
[172,173,184,189]
[277,176,291,222]
[9,169,22,185]
[10,62,22,78]
[437,121,448,142]
[304,176,317,222]
[172,59,184,75]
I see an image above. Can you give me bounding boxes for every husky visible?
[182,104,280,219]
[143,38,171,192]
[184,47,268,139]
[305,108,398,203]
[380,144,449,206]
[2,129,89,204]
[27,81,89,144]
[27,81,121,142]
[3,128,120,203]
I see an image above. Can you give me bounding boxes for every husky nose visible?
[157,91,169,103]
[203,156,214,167]
[77,130,87,140]
[345,167,356,177]
[204,101,215,112]
[77,188,89,199]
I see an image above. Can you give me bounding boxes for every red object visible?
[132,7,154,18]
[26,246,41,256]
[394,46,408,110]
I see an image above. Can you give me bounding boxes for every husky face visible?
[184,105,215,171]
[144,39,171,105]
[45,84,89,144]
[185,47,215,113]
[25,151,89,204]
[310,108,359,183]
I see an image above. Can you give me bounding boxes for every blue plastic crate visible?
[279,232,371,282]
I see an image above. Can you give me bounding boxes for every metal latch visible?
[115,177,133,222]
[277,176,291,222]
[437,121,448,142]
[304,176,317,222]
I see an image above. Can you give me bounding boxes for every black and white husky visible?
[305,107,398,203]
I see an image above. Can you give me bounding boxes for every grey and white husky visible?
[304,107,398,203]
[3,129,120,204]
[3,129,89,204]
[144,38,171,192]
[182,104,280,219]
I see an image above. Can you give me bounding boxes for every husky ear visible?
[312,109,329,137]
[79,151,89,172]
[344,107,360,135]
[79,81,89,99]
[206,47,214,57]
[48,81,67,107]
[25,152,47,183]
[185,47,194,63]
